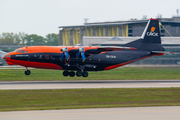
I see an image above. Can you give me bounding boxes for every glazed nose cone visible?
[2,54,6,60]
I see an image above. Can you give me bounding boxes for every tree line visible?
[0,32,59,46]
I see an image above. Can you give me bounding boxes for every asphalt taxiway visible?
[0,106,180,120]
[0,80,180,90]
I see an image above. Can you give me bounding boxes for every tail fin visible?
[123,18,165,51]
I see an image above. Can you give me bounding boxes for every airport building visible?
[59,16,180,46]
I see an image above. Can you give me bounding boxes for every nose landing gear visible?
[25,67,31,75]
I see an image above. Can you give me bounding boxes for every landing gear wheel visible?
[25,70,31,75]
[69,71,75,77]
[82,71,88,77]
[76,70,82,77]
[63,71,69,77]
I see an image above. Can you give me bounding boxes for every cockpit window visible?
[15,49,27,53]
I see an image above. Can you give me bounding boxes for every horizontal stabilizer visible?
[151,51,177,54]
[98,46,136,51]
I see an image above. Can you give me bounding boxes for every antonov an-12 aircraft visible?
[3,18,166,77]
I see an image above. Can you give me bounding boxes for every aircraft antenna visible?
[177,9,179,17]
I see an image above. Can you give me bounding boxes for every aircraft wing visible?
[68,46,137,60]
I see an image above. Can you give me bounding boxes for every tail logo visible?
[147,27,158,36]
[151,27,155,32]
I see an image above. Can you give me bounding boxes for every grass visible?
[0,88,180,111]
[0,67,180,81]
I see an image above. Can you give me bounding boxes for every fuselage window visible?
[45,55,49,59]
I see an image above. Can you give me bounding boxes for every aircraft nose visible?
[2,53,10,61]
[2,54,6,60]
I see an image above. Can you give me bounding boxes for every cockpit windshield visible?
[15,49,20,53]
[15,49,27,53]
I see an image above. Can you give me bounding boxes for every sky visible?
[0,0,180,37]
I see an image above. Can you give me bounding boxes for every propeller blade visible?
[76,52,81,59]
[65,51,70,61]
[60,53,64,61]
[81,51,86,62]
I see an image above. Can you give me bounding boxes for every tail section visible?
[141,18,161,44]
[123,18,165,51]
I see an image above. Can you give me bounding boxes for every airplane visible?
[3,18,166,77]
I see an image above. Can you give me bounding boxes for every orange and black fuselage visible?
[4,45,163,71]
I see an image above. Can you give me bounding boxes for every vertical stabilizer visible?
[123,18,164,51]
[141,18,161,44]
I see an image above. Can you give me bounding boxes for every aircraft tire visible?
[82,71,88,77]
[76,71,82,77]
[69,71,75,77]
[63,71,69,76]
[25,70,31,75]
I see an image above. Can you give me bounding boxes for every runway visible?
[1,80,180,90]
[1,81,180,120]
[0,106,180,120]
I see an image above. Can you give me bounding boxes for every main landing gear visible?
[24,67,31,75]
[63,70,88,77]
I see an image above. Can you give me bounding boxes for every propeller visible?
[76,47,86,62]
[60,47,70,61]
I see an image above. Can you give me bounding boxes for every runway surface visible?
[0,80,180,90]
[0,106,180,120]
